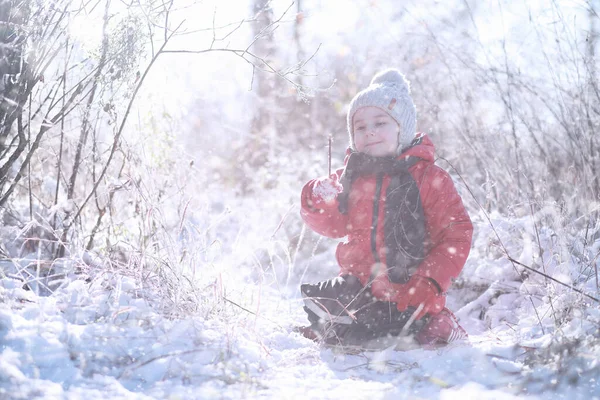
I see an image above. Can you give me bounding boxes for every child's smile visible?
[353,106,400,157]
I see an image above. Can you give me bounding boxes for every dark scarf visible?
[337,151,426,284]
[338,152,417,214]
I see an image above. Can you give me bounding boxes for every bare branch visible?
[67,0,112,200]
[67,20,186,227]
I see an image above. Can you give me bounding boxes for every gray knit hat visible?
[347,68,417,154]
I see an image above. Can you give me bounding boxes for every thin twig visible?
[222,296,283,329]
[528,201,559,325]
[0,85,64,208]
[508,256,599,303]
[328,135,332,176]
[53,37,70,233]
[26,97,32,220]
[270,203,295,240]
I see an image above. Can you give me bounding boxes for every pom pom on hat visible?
[370,69,411,93]
[346,68,417,154]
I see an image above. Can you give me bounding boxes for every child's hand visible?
[311,174,343,207]
[394,275,445,320]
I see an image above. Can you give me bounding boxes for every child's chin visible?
[365,149,394,157]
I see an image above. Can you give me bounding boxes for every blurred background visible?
[1,0,599,306]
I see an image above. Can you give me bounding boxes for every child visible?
[299,68,473,350]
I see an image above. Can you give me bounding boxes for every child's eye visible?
[355,126,366,131]
[376,121,387,127]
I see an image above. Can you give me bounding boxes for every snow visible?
[2,210,600,400]
[2,0,600,397]
[312,179,342,204]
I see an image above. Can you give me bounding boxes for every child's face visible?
[353,107,400,157]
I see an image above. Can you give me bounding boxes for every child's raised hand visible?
[310,174,343,207]
[394,275,445,320]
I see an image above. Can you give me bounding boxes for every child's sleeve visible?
[300,168,349,239]
[415,166,473,292]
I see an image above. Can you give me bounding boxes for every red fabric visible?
[390,275,445,319]
[300,170,348,239]
[307,174,343,209]
[415,308,468,347]
[300,134,473,312]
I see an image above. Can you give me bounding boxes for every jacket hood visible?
[400,133,435,162]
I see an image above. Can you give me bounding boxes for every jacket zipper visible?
[370,173,384,265]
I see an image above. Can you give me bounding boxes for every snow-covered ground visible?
[1,206,600,399]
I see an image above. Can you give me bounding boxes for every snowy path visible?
[2,270,596,400]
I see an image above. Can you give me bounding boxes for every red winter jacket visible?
[300,134,473,304]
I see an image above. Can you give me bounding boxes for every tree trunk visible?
[247,0,275,168]
[587,3,599,200]
[0,0,29,155]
